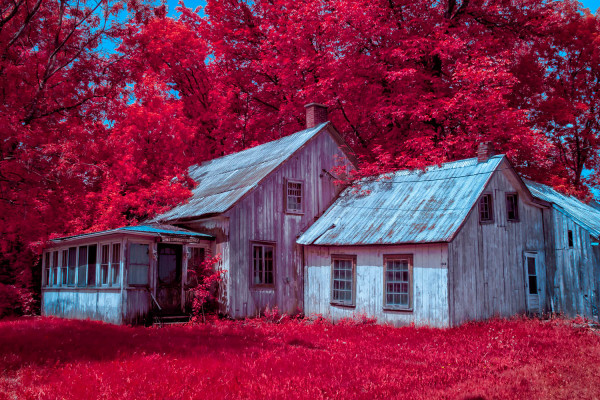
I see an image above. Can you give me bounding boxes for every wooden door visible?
[525,252,541,314]
[157,244,182,314]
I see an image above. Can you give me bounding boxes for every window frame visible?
[479,193,494,223]
[60,249,68,286]
[284,178,304,214]
[127,242,151,287]
[52,251,59,286]
[110,242,122,287]
[383,254,414,311]
[568,230,574,248]
[186,245,207,287]
[506,192,519,222]
[100,243,111,287]
[330,254,357,307]
[250,241,276,289]
[44,252,51,287]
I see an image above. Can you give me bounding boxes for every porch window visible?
[52,251,59,286]
[77,246,87,287]
[44,252,50,287]
[100,245,110,285]
[111,243,121,286]
[87,245,97,286]
[331,255,356,306]
[285,180,303,213]
[506,193,519,221]
[252,242,274,287]
[479,193,493,223]
[61,250,68,285]
[68,247,77,286]
[383,255,413,310]
[128,243,149,286]
[187,247,206,286]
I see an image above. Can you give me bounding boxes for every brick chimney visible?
[477,141,495,163]
[304,103,328,128]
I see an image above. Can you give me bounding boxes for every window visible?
[187,247,206,286]
[111,243,121,286]
[331,255,356,306]
[77,246,87,287]
[384,255,413,310]
[527,255,538,295]
[100,245,110,285]
[87,245,97,286]
[61,250,68,286]
[44,252,50,287]
[479,193,493,223]
[252,243,274,286]
[506,193,519,221]
[52,251,59,286]
[68,247,77,286]
[285,180,303,213]
[128,243,149,286]
[568,230,574,248]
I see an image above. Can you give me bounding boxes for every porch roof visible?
[51,223,214,243]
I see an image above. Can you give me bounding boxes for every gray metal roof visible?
[52,223,214,243]
[526,180,600,238]
[155,122,330,221]
[297,155,505,246]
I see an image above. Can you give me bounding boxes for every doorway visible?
[525,252,541,314]
[156,243,183,314]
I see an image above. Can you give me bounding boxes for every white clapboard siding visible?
[304,244,449,327]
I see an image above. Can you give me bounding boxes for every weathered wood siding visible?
[42,290,123,324]
[448,167,546,326]
[303,244,449,327]
[221,127,352,318]
[547,209,599,318]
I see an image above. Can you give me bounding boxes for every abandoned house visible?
[41,104,600,326]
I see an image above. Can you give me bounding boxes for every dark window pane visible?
[568,230,574,248]
[529,276,538,294]
[77,246,87,287]
[87,245,97,286]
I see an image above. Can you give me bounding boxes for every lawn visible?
[1,316,599,399]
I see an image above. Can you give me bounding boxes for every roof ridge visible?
[190,122,329,170]
[358,154,505,182]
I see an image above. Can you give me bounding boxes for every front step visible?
[153,314,190,326]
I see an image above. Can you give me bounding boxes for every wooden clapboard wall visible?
[448,164,547,326]
[186,127,352,318]
[547,208,599,318]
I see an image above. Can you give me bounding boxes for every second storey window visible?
[479,193,493,223]
[252,242,274,286]
[506,193,519,221]
[285,180,303,213]
[331,255,356,306]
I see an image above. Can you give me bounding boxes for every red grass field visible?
[1,316,599,399]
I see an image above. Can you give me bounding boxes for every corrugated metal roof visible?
[297,155,504,245]
[155,122,330,221]
[525,180,600,238]
[52,223,214,242]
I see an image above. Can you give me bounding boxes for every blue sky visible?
[166,0,600,17]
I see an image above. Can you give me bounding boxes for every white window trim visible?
[383,254,414,311]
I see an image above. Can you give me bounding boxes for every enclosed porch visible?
[41,224,214,325]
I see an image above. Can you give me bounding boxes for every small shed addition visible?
[526,181,600,319]
[298,152,548,327]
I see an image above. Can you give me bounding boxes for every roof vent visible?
[477,141,495,163]
[304,103,328,129]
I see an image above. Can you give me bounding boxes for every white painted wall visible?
[304,244,450,327]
